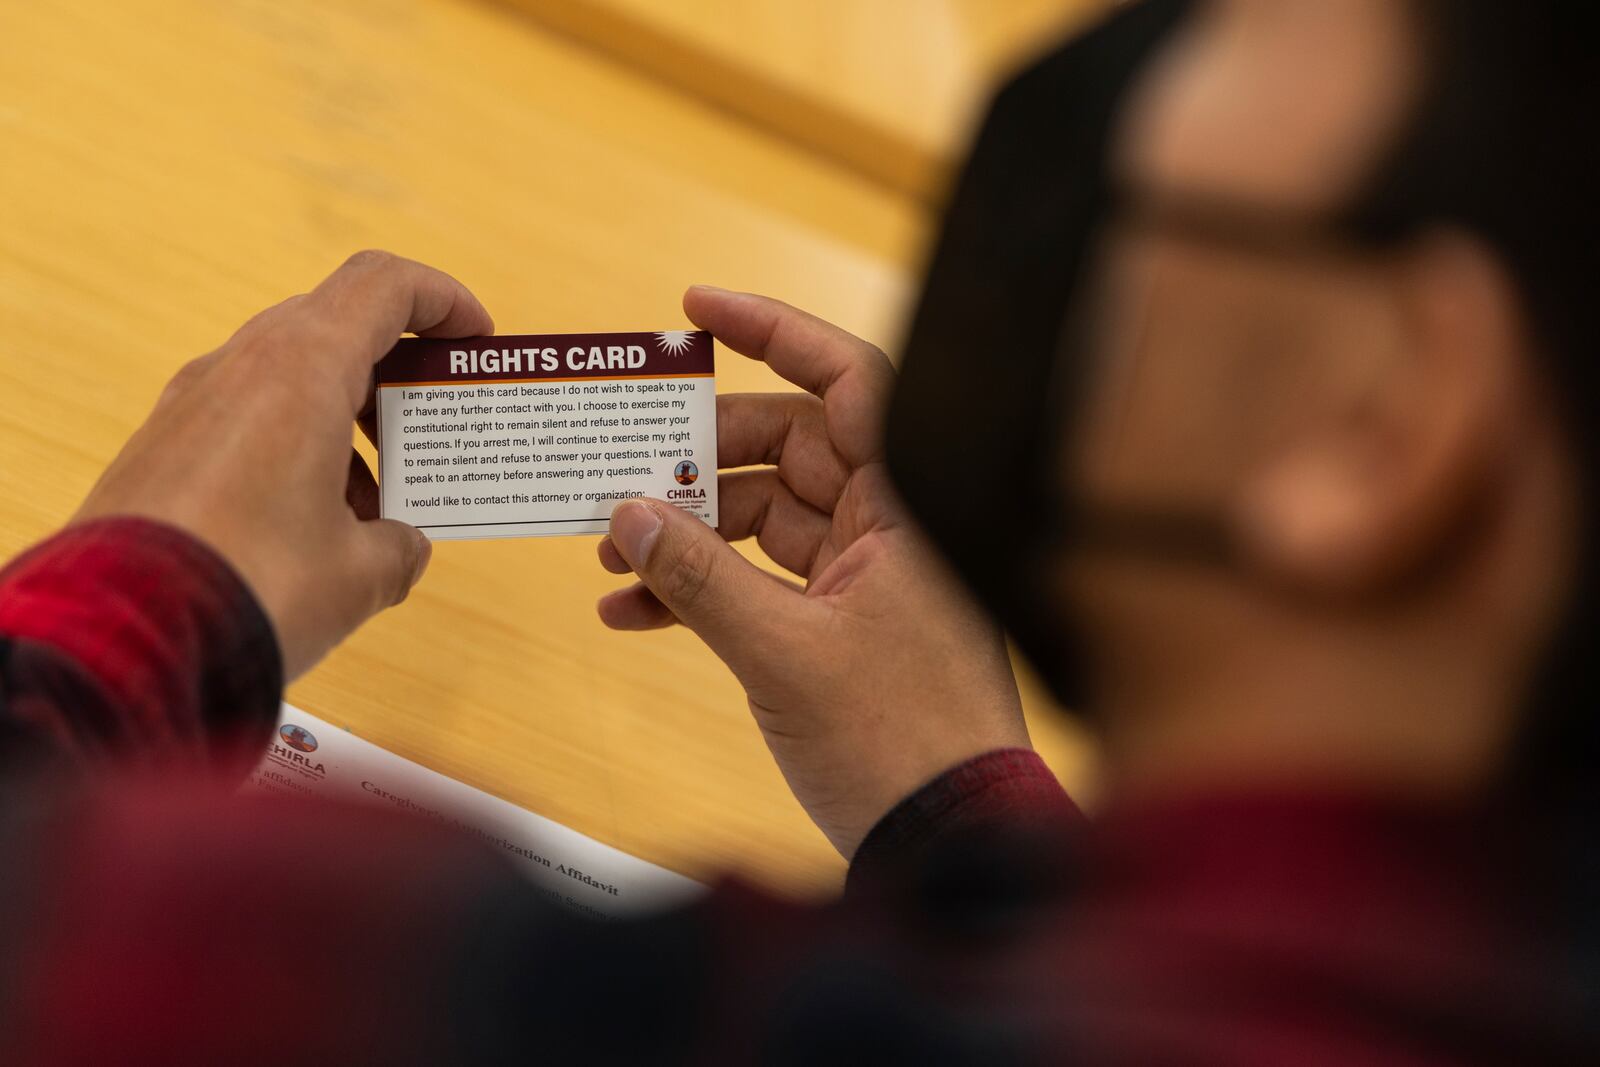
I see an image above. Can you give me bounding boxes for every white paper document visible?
[248,705,703,919]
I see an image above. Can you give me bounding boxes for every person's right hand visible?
[598,287,1030,859]
[75,251,492,679]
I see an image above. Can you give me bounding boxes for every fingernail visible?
[688,284,731,295]
[610,500,662,565]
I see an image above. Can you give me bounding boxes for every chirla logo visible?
[674,460,699,486]
[279,723,318,753]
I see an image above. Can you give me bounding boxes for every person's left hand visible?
[75,251,494,678]
[595,288,1031,858]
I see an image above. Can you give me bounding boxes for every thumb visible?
[349,517,433,614]
[608,499,792,663]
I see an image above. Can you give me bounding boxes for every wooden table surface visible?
[497,0,1106,202]
[0,0,1098,895]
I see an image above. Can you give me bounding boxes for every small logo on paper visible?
[674,460,700,486]
[655,330,695,355]
[279,724,318,753]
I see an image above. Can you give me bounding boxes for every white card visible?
[376,331,717,539]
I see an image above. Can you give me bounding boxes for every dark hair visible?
[1350,2,1600,803]
[1352,6,1600,991]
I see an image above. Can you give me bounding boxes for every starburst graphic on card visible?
[655,330,695,355]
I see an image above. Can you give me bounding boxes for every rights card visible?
[376,331,717,539]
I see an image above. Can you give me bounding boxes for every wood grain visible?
[494,0,1110,203]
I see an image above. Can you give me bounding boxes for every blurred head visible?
[892,0,1599,798]
[1063,0,1585,792]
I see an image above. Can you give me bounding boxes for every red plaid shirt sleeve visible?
[0,517,281,775]
[848,748,1083,890]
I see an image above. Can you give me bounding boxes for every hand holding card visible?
[74,251,493,678]
[596,288,1030,859]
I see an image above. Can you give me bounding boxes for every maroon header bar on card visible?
[377,330,714,385]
